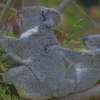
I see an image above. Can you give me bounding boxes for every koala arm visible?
[0,33,32,65]
[0,34,22,53]
[2,54,21,67]
[2,54,10,62]
[49,45,82,63]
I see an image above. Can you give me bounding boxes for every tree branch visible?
[0,3,17,13]
[56,0,73,13]
[0,0,16,29]
[51,84,100,100]
[65,84,100,100]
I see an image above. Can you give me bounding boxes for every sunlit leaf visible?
[73,48,83,52]
[78,25,83,28]
[7,32,18,38]
[63,42,68,48]
[73,41,83,43]
[79,19,83,21]
[56,28,64,35]
[74,25,78,28]
[8,12,16,19]
[67,33,74,39]
[69,39,74,43]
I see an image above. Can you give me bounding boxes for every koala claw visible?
[2,25,7,34]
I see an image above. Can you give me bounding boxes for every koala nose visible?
[82,37,88,42]
[16,10,22,16]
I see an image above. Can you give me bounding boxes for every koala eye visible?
[89,41,93,43]
[25,11,30,16]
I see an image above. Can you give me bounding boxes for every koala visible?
[49,34,100,93]
[0,6,76,100]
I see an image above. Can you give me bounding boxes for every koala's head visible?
[16,6,61,32]
[82,34,100,50]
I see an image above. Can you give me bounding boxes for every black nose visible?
[82,37,88,42]
[16,10,22,16]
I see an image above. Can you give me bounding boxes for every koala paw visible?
[2,25,7,34]
[0,73,5,76]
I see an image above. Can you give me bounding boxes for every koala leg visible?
[0,66,52,100]
[52,78,76,97]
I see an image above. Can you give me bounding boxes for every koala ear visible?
[41,8,61,29]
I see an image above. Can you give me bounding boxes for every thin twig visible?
[0,0,17,29]
[0,3,17,13]
[56,0,73,13]
[72,1,100,31]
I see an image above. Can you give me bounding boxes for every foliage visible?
[7,32,18,38]
[0,60,18,100]
[56,19,83,52]
[0,11,16,20]
[8,12,16,20]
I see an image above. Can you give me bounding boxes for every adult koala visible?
[49,34,100,93]
[0,6,76,100]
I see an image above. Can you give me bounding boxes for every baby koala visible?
[48,34,100,93]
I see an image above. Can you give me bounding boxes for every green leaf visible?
[64,40,66,43]
[84,43,87,48]
[56,28,64,35]
[73,41,83,43]
[7,32,13,36]
[73,48,83,52]
[69,39,74,43]
[77,25,83,28]
[63,42,68,48]
[0,49,6,54]
[0,89,5,93]
[5,68,10,71]
[67,33,74,39]
[7,32,18,38]
[8,12,16,20]
[74,25,78,28]
[79,19,83,22]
